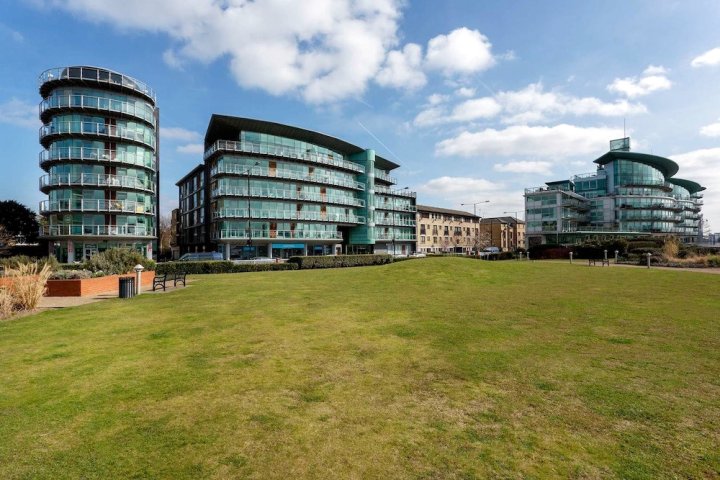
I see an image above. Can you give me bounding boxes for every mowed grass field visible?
[1,258,719,479]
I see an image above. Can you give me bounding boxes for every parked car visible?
[249,256,276,264]
[409,252,426,258]
[178,252,224,261]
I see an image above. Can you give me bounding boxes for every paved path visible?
[546,259,720,275]
[37,279,193,311]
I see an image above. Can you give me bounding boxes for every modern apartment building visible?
[38,66,159,262]
[479,217,526,252]
[524,138,705,246]
[177,115,416,258]
[416,205,479,254]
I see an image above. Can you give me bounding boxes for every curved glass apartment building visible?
[177,116,416,259]
[38,66,159,262]
[525,138,705,246]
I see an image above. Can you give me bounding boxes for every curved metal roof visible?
[204,115,399,170]
[667,177,706,193]
[593,151,679,178]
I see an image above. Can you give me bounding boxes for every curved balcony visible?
[616,180,672,192]
[374,170,397,184]
[619,214,682,223]
[39,147,156,171]
[40,199,154,215]
[39,66,156,103]
[374,185,417,198]
[212,165,364,191]
[617,202,682,212]
[40,121,156,149]
[40,93,155,125]
[205,140,365,174]
[213,229,343,241]
[375,232,417,241]
[41,224,155,238]
[212,186,365,208]
[213,208,364,224]
[39,173,155,193]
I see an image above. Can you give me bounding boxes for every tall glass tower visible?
[38,66,159,262]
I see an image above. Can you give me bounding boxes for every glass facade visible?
[38,66,158,262]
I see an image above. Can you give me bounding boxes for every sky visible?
[1,0,719,229]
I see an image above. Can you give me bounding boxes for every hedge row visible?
[287,254,392,269]
[156,261,298,274]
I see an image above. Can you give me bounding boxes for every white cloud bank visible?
[0,98,39,128]
[160,127,201,142]
[691,47,720,68]
[493,161,553,175]
[607,65,672,98]
[699,120,720,137]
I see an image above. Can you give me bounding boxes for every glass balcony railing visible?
[375,232,417,241]
[213,209,364,224]
[39,67,156,102]
[374,185,417,198]
[374,170,397,184]
[212,186,364,207]
[40,199,154,214]
[213,229,343,241]
[205,140,365,173]
[212,165,364,190]
[40,93,155,125]
[39,147,156,170]
[41,224,155,237]
[40,173,155,192]
[374,201,416,213]
[374,217,416,227]
[40,121,156,149]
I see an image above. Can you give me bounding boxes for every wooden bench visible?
[152,273,167,291]
[173,272,187,287]
[588,258,610,267]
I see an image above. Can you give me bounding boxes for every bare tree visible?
[158,214,173,259]
[0,225,17,256]
[470,230,492,255]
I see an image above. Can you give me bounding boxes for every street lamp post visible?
[503,210,521,251]
[245,161,260,259]
[461,200,490,254]
[391,187,409,255]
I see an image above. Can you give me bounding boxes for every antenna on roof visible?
[623,118,626,138]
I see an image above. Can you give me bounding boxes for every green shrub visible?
[0,255,59,272]
[83,248,156,275]
[287,254,392,269]
[49,269,93,280]
[156,261,298,275]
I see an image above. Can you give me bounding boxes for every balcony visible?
[374,185,416,198]
[211,165,364,190]
[204,140,365,174]
[40,93,155,125]
[213,229,343,241]
[213,209,364,224]
[39,66,156,102]
[40,199,154,215]
[375,232,417,241]
[374,217,416,227]
[211,187,365,207]
[39,147,156,171]
[562,200,590,211]
[40,173,154,193]
[41,224,155,238]
[375,201,416,213]
[40,121,156,149]
[374,170,397,184]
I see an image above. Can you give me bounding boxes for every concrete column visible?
[224,243,231,260]
[147,242,153,259]
[303,244,308,256]
[67,240,75,263]
[268,244,273,259]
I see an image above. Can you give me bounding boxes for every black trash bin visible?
[119,276,135,298]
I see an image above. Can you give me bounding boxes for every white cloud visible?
[414,82,645,127]
[691,47,720,68]
[427,93,448,105]
[436,124,621,158]
[176,143,204,154]
[0,98,39,128]
[0,23,24,42]
[493,161,553,175]
[160,127,201,142]
[416,176,503,196]
[455,87,476,98]
[607,65,672,98]
[376,43,426,90]
[39,0,405,104]
[699,120,720,137]
[425,27,496,76]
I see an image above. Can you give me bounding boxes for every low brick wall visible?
[46,271,156,297]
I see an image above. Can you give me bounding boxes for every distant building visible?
[479,217,526,252]
[176,115,416,258]
[524,138,705,247]
[416,205,480,254]
[37,66,159,262]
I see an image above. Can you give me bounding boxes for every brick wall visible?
[46,271,156,297]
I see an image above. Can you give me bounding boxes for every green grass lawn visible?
[1,258,719,479]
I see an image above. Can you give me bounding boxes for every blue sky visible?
[1,0,719,228]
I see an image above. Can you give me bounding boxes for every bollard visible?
[615,250,619,263]
[569,252,573,263]
[134,264,145,295]
[646,252,651,269]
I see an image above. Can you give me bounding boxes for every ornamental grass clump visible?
[0,288,13,319]
[3,262,53,315]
